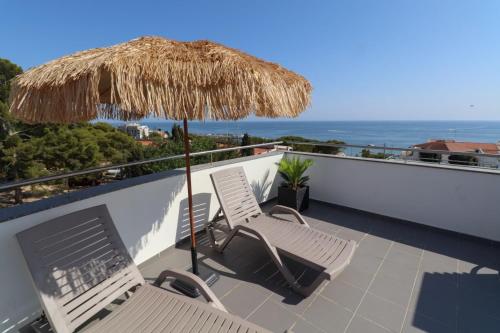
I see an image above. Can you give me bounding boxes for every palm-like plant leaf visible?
[278,157,313,190]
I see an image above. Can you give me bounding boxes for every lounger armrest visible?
[269,205,309,227]
[154,268,227,312]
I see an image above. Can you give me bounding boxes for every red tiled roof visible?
[253,147,274,155]
[138,140,155,147]
[414,140,499,154]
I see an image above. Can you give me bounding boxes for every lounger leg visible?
[203,224,240,254]
[264,245,304,293]
[292,274,327,297]
[205,223,219,249]
[264,246,324,297]
[216,228,240,253]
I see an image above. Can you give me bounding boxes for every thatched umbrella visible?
[9,36,312,294]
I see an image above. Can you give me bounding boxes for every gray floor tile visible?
[320,280,364,312]
[221,283,270,318]
[357,293,406,333]
[357,235,392,259]
[369,271,414,307]
[346,315,391,333]
[457,307,500,333]
[458,269,500,298]
[409,274,458,327]
[291,318,325,333]
[379,260,419,283]
[385,247,421,271]
[403,311,455,333]
[206,273,241,298]
[458,286,500,320]
[392,241,425,257]
[139,247,192,272]
[270,286,316,315]
[135,200,500,333]
[337,227,367,242]
[337,264,376,290]
[303,295,353,332]
[351,252,384,275]
[247,299,298,332]
[421,251,458,274]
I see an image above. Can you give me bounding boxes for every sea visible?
[138,120,500,148]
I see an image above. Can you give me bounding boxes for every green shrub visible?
[277,156,313,190]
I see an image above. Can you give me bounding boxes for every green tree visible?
[312,140,343,155]
[241,133,252,156]
[360,148,385,159]
[278,136,344,155]
[148,131,164,145]
[0,58,23,140]
[171,123,184,142]
[1,135,45,180]
[0,135,46,203]
[0,58,23,103]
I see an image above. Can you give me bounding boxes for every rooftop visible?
[138,200,500,333]
[2,149,500,333]
[414,140,500,155]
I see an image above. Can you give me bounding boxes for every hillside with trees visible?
[1,57,345,206]
[0,58,238,205]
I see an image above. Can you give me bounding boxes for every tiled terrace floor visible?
[139,201,500,333]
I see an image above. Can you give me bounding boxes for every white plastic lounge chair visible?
[16,205,271,333]
[207,167,357,296]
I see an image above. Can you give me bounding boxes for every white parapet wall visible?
[288,152,500,242]
[0,153,283,333]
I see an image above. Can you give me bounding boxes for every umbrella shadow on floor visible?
[412,266,500,332]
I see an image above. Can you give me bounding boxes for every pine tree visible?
[241,133,252,156]
[171,123,184,142]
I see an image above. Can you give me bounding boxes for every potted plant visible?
[277,156,313,212]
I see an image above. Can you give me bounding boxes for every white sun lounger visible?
[207,167,357,296]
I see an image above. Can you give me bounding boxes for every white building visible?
[119,123,150,140]
[411,139,500,168]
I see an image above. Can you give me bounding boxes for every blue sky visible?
[2,0,500,120]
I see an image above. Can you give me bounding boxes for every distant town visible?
[118,122,500,169]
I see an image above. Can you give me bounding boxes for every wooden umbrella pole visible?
[183,118,198,275]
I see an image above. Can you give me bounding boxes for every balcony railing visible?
[0,141,282,208]
[286,141,500,168]
[3,139,500,208]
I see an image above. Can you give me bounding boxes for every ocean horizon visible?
[119,120,500,148]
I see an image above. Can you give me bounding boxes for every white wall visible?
[291,152,500,242]
[0,153,282,333]
[4,151,499,332]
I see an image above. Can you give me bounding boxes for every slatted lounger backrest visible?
[16,205,145,333]
[210,167,263,229]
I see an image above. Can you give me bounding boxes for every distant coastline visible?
[108,120,500,148]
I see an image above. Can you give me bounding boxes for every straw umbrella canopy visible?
[9,36,312,281]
